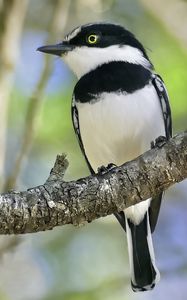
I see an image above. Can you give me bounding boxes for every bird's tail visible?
[125,212,160,292]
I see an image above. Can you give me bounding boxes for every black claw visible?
[107,163,117,170]
[151,135,167,149]
[97,163,117,175]
[97,165,108,175]
[151,140,155,149]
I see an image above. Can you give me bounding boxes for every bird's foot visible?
[97,163,117,175]
[151,135,167,149]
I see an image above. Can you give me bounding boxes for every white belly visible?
[77,85,165,171]
[76,85,165,224]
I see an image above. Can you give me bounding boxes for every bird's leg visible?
[151,135,167,149]
[97,163,117,175]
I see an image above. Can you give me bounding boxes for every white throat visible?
[62,45,151,78]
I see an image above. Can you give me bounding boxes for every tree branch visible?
[0,132,186,235]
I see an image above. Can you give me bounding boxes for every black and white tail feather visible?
[114,208,160,292]
[126,213,160,291]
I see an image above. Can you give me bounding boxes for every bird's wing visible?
[71,95,94,174]
[149,74,172,232]
[152,74,172,139]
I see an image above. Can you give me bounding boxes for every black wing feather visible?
[71,95,94,174]
[149,74,172,232]
[152,74,172,138]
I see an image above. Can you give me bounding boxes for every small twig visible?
[46,154,69,183]
[0,132,186,235]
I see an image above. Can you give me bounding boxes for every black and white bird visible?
[38,22,172,292]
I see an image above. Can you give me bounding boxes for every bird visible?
[37,22,172,292]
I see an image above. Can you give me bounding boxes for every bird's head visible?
[38,22,152,78]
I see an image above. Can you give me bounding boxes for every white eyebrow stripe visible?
[64,26,81,41]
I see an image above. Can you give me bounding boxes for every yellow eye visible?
[87,34,99,44]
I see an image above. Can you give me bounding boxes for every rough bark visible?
[0,132,186,235]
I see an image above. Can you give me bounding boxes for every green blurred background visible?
[0,0,187,299]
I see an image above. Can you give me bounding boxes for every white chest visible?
[76,84,165,172]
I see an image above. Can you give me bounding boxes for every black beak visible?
[37,42,74,56]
